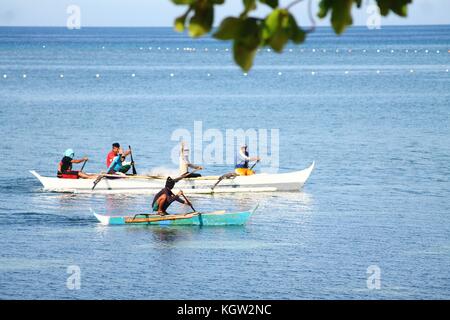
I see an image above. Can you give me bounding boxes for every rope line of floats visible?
[1,46,448,79]
[2,68,449,79]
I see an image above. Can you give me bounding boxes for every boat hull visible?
[30,162,314,194]
[93,209,254,226]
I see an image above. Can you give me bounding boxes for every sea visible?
[0,25,449,299]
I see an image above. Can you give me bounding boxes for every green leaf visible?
[237,17,262,49]
[317,0,354,34]
[262,9,290,52]
[175,16,185,32]
[288,14,306,44]
[231,17,262,71]
[259,0,278,9]
[214,17,242,40]
[243,0,257,12]
[171,0,195,5]
[189,5,214,37]
[233,40,257,71]
[376,0,411,16]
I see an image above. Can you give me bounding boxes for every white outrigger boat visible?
[30,162,314,194]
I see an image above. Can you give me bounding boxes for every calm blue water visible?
[0,26,449,299]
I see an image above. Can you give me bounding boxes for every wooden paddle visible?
[80,159,88,172]
[173,168,201,183]
[181,193,196,212]
[128,145,137,175]
[250,159,260,171]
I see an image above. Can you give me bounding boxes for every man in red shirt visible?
[106,143,131,173]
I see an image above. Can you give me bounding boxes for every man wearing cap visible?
[151,177,189,215]
[57,149,96,179]
[179,141,203,178]
[234,145,261,176]
[106,142,132,174]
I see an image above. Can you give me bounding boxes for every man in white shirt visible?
[179,141,203,178]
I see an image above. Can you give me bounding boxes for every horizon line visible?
[0,23,449,28]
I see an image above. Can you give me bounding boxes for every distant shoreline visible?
[0,24,449,29]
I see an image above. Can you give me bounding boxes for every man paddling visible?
[234,145,261,176]
[57,149,97,179]
[179,141,203,178]
[151,177,190,216]
[106,143,132,174]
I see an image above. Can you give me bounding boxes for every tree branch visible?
[286,0,304,10]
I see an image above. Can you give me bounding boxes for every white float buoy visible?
[207,73,211,77]
[391,50,394,53]
[344,71,349,74]
[131,73,136,77]
[60,74,64,78]
[312,49,316,52]
[377,49,380,53]
[363,49,366,53]
[225,48,229,52]
[243,73,248,76]
[410,69,414,73]
[170,73,174,77]
[289,49,293,52]
[376,70,380,74]
[23,74,27,78]
[3,74,7,78]
[278,72,282,76]
[436,50,440,53]
[96,74,100,78]
[267,48,271,52]
[42,45,46,49]
[425,50,428,53]
[311,71,316,75]
[445,69,449,73]
[102,46,105,50]
[139,47,143,50]
[323,49,327,53]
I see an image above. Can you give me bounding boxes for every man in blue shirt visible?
[107,153,128,174]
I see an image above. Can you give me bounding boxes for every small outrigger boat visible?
[30,161,314,194]
[92,207,256,226]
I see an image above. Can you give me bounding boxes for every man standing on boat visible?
[57,149,97,179]
[235,145,260,176]
[106,143,132,174]
[152,177,190,215]
[179,141,203,178]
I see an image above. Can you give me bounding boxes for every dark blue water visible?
[0,26,449,299]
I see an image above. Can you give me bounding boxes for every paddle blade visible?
[129,145,137,175]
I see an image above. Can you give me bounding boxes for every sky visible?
[0,0,449,27]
